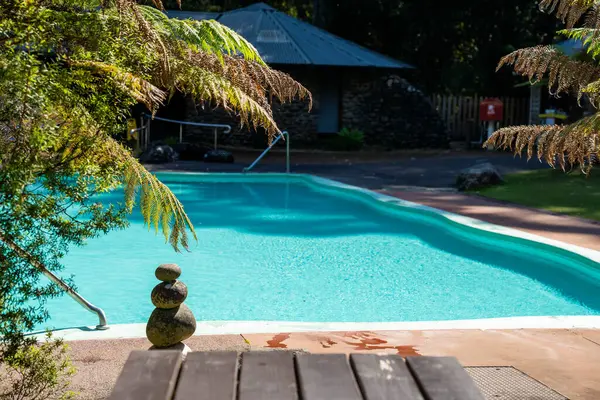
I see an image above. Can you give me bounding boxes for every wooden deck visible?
[108,351,485,400]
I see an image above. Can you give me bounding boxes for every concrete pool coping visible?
[31,316,600,342]
[64,328,600,400]
[36,172,600,339]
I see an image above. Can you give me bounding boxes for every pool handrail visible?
[141,114,232,151]
[0,230,108,330]
[243,131,290,173]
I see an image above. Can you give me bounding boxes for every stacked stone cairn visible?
[146,264,196,351]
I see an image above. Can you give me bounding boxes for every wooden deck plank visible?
[108,350,182,400]
[174,352,238,400]
[350,354,425,400]
[296,354,362,400]
[406,357,485,400]
[238,351,298,400]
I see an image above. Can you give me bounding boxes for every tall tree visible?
[317,0,558,94]
[486,0,600,171]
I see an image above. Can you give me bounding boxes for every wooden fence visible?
[429,94,529,142]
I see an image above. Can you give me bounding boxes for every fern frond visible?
[558,28,600,58]
[187,51,312,109]
[540,0,594,28]
[497,45,600,101]
[70,61,167,112]
[172,62,280,138]
[485,115,600,172]
[140,6,265,64]
[583,4,600,30]
[120,1,171,84]
[95,136,196,251]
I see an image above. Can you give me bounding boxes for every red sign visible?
[479,98,504,121]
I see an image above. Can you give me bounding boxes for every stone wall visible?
[340,71,448,148]
[183,68,448,149]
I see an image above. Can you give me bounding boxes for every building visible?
[162,3,448,149]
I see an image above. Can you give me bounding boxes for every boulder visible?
[456,162,503,191]
[204,149,234,163]
[146,303,197,347]
[155,263,181,282]
[151,281,188,309]
[139,144,178,164]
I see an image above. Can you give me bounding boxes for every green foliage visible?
[324,128,365,151]
[0,333,76,400]
[339,128,365,147]
[0,0,310,377]
[475,169,600,221]
[487,0,600,172]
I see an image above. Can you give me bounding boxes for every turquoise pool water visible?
[42,173,600,329]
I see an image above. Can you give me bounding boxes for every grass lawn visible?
[474,168,600,222]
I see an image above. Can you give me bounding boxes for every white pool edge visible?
[33,316,600,341]
[37,172,600,340]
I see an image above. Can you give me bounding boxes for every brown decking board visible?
[174,351,238,400]
[107,351,182,400]
[351,354,425,400]
[109,351,484,400]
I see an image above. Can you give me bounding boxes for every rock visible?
[204,149,234,163]
[146,303,197,348]
[151,281,188,309]
[139,144,178,164]
[155,264,181,282]
[456,162,503,191]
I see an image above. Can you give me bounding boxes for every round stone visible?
[155,264,181,282]
[151,281,188,309]
[146,303,197,348]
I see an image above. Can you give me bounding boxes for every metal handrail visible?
[0,230,108,330]
[243,131,290,173]
[141,114,232,151]
[143,114,232,133]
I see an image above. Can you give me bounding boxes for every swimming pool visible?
[42,173,600,331]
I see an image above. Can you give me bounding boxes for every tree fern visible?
[0,0,311,354]
[487,0,600,171]
[1,0,310,251]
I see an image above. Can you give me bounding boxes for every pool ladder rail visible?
[0,229,108,330]
[243,131,290,173]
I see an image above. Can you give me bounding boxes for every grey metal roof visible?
[167,2,412,68]
[164,10,220,20]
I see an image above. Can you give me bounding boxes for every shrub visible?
[324,128,365,151]
[0,334,76,400]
